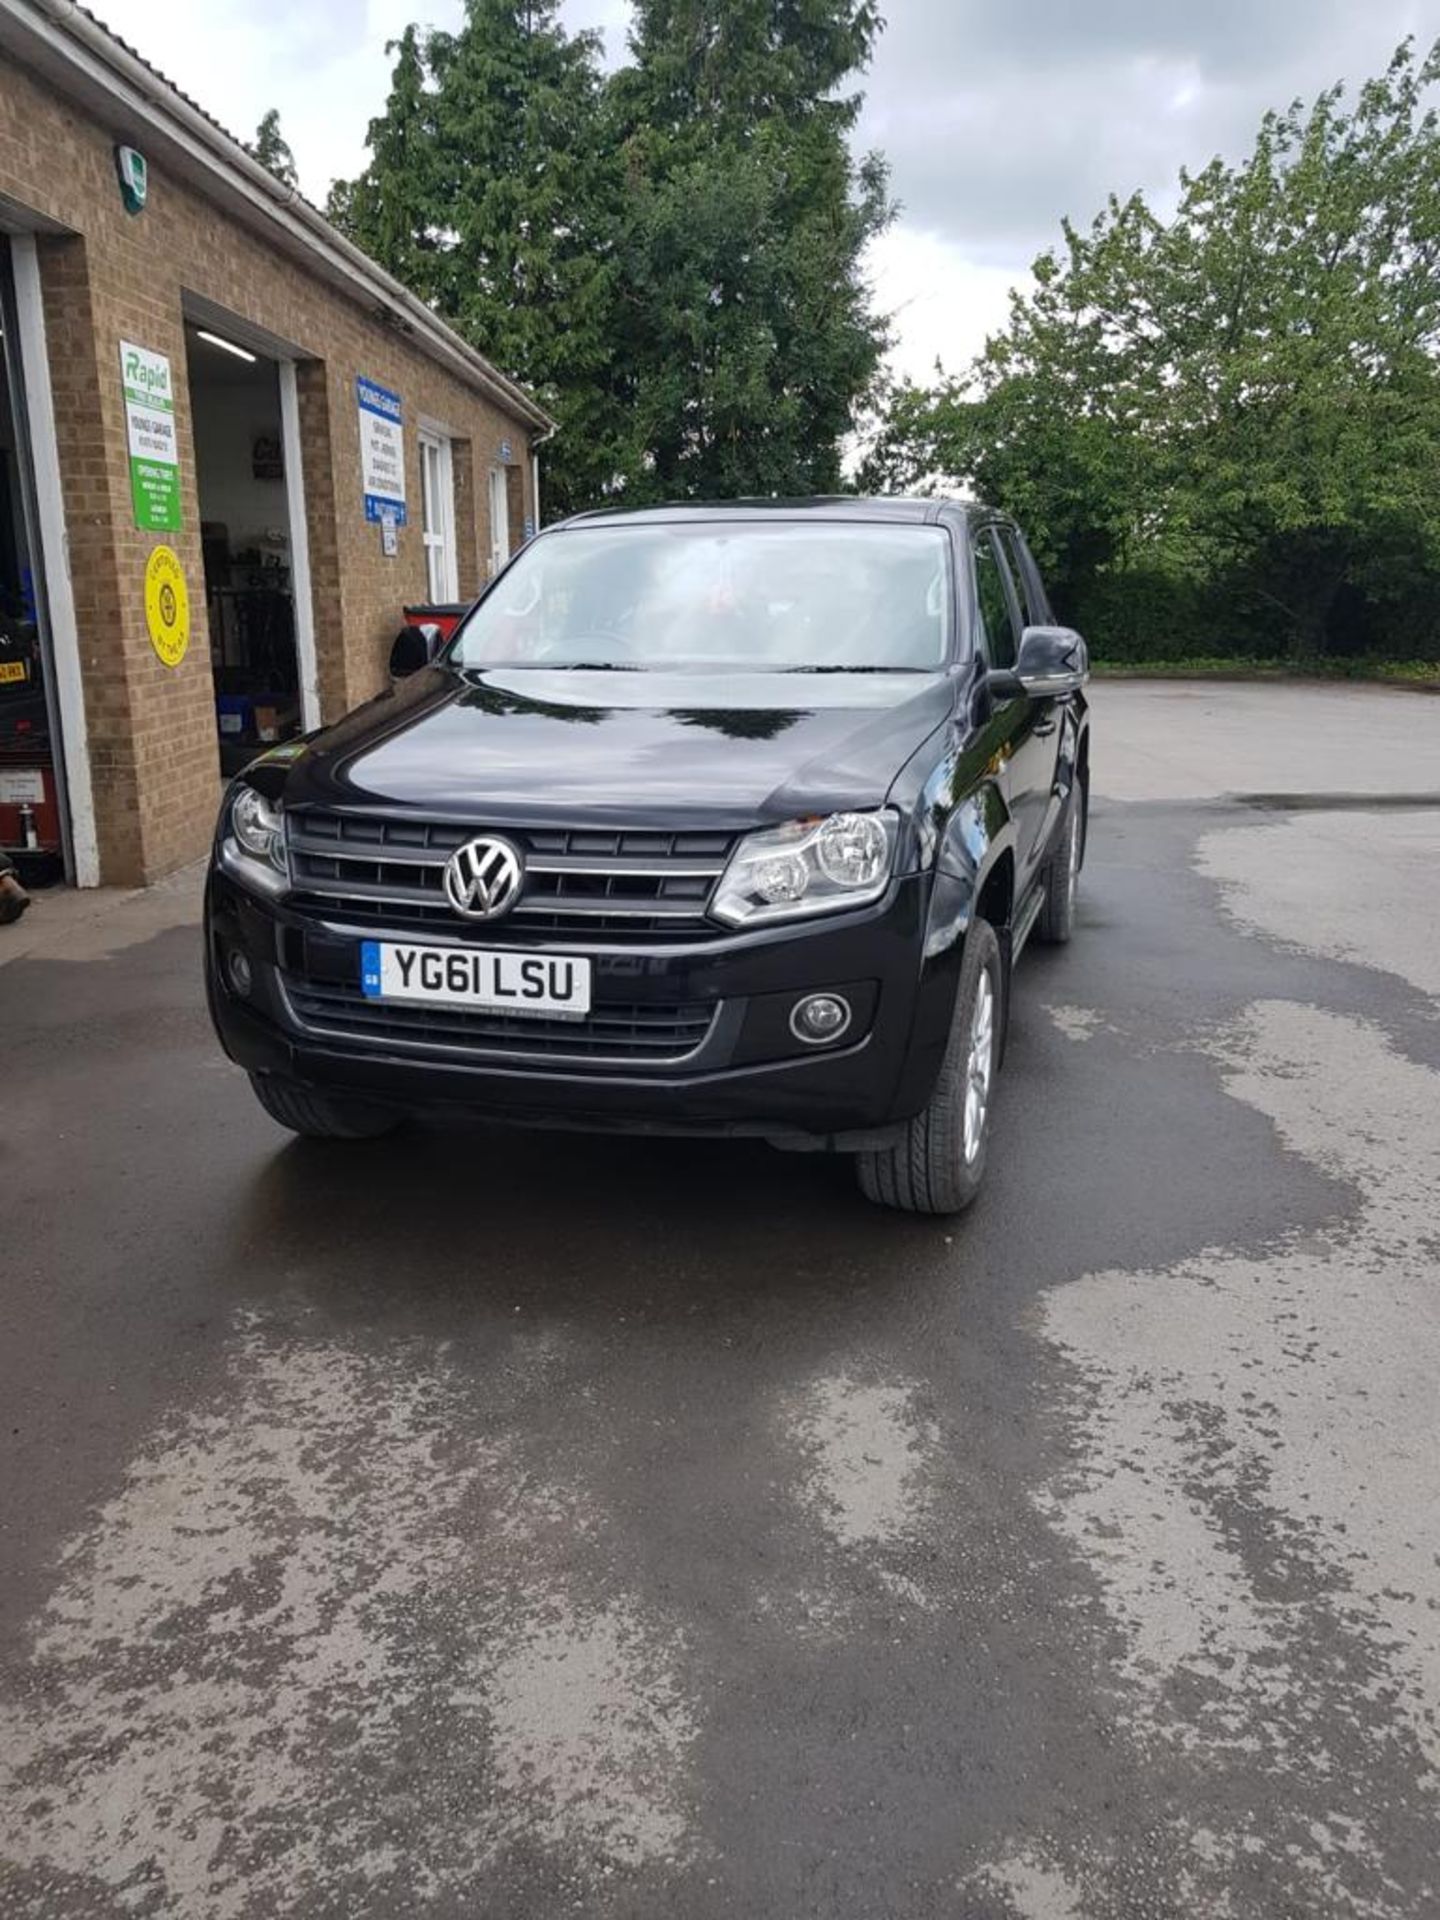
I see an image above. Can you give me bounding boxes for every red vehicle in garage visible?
[0,612,62,877]
[403,602,472,644]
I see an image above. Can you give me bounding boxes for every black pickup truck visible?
[206,498,1089,1215]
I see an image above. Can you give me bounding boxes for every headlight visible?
[221,783,288,894]
[711,809,898,927]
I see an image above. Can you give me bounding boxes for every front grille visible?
[280,973,720,1065]
[286,811,735,939]
[283,896,721,941]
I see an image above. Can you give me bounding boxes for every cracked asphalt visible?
[2,681,1439,1918]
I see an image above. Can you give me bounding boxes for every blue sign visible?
[357,377,401,422]
[356,377,407,525]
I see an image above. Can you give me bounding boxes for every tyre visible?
[248,1072,398,1140]
[1035,783,1085,946]
[856,917,1003,1216]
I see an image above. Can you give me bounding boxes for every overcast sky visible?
[120,0,1430,383]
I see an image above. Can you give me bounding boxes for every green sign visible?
[120,339,181,533]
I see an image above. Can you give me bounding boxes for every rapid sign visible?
[120,340,180,533]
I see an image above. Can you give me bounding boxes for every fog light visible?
[226,947,253,998]
[790,992,852,1046]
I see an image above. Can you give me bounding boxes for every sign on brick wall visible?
[120,340,181,533]
[356,377,407,525]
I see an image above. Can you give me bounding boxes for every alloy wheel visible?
[963,970,996,1165]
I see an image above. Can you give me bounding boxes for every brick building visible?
[0,0,554,887]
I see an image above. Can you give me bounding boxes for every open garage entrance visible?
[185,317,316,778]
[0,234,70,886]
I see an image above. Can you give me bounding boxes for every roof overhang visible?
[0,0,558,438]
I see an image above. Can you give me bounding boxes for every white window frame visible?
[488,465,511,578]
[419,428,458,602]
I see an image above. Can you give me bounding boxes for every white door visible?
[488,466,511,578]
[419,431,457,602]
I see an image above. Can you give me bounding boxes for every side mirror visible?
[989,625,1088,701]
[388,622,444,679]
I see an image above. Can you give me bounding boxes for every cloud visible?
[864,227,1021,385]
[856,0,1431,268]
[113,0,464,197]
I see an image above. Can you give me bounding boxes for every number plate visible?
[360,940,591,1018]
[0,660,28,685]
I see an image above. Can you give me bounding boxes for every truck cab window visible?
[972,530,1021,669]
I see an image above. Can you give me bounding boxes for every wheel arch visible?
[926,778,1018,950]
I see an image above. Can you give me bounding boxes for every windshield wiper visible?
[781,664,914,674]
[544,661,641,671]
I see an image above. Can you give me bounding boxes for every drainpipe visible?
[530,424,558,532]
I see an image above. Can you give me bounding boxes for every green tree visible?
[326,27,449,306]
[329,5,623,517]
[330,0,890,515]
[609,0,891,500]
[1152,46,1440,656]
[864,40,1440,662]
[424,1,623,515]
[250,108,298,190]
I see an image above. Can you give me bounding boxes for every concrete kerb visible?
[0,859,206,969]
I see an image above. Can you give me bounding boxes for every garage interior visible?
[0,235,63,884]
[185,321,302,777]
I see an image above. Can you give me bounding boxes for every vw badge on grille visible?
[443,836,524,921]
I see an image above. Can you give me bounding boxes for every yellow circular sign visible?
[144,545,189,668]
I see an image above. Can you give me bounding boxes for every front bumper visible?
[205,870,962,1146]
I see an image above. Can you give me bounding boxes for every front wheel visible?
[248,1073,398,1140]
[856,917,1003,1216]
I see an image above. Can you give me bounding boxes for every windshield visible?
[450,523,952,673]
